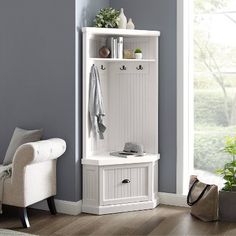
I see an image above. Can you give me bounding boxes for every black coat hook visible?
[120,65,127,71]
[136,65,143,70]
[101,65,106,70]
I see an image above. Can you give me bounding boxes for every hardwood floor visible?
[1,205,236,235]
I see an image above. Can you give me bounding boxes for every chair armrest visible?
[7,138,66,206]
[12,138,66,168]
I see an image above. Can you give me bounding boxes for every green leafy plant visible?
[216,136,236,191]
[94,8,120,28]
[134,48,142,53]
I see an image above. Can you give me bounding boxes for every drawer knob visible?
[122,179,130,184]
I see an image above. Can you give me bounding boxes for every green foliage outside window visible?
[193,0,236,177]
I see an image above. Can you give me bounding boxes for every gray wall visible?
[0,0,176,203]
[0,0,76,201]
[0,0,109,202]
[111,0,177,193]
[75,0,110,200]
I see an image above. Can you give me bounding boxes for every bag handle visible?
[187,179,210,206]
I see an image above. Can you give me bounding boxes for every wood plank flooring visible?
[1,205,236,235]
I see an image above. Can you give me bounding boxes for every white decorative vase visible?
[135,53,142,59]
[118,8,127,29]
[127,18,135,29]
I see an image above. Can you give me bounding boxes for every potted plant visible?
[94,8,120,28]
[134,48,143,59]
[216,135,236,221]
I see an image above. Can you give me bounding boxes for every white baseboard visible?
[31,193,187,216]
[30,199,82,216]
[158,192,188,207]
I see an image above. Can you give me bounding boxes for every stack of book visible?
[107,37,123,59]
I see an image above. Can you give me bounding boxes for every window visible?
[177,0,236,194]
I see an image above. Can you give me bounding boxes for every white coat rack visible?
[81,27,160,215]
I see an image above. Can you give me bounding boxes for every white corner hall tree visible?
[82,27,160,215]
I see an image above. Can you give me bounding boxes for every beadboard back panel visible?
[87,62,158,155]
[108,63,158,154]
[83,27,159,158]
[89,36,106,58]
[83,165,99,206]
[88,36,156,60]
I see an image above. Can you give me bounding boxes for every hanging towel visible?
[89,64,106,139]
[0,164,12,213]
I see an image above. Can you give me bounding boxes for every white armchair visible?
[2,138,66,228]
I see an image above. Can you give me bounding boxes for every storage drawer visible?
[100,163,152,205]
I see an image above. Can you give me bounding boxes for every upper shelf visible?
[90,58,156,62]
[82,27,160,37]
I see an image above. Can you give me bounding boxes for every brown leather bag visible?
[187,175,218,222]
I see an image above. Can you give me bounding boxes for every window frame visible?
[176,0,194,194]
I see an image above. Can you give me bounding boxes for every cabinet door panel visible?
[100,163,152,205]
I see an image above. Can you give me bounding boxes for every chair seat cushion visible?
[3,128,43,165]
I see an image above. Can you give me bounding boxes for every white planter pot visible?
[135,53,143,59]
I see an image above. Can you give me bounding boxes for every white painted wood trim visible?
[176,0,184,196]
[82,198,159,215]
[82,27,160,37]
[74,0,80,201]
[176,0,193,195]
[158,192,188,208]
[82,30,89,159]
[30,199,82,216]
